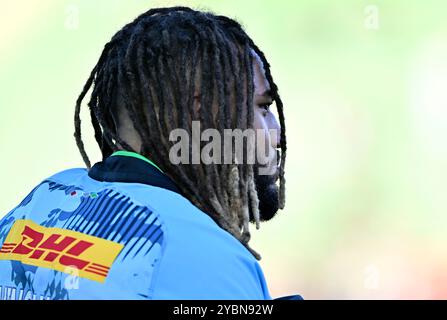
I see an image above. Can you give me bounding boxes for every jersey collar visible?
[88,151,180,195]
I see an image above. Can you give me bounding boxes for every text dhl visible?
[0,220,123,282]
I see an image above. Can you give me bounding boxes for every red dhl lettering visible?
[0,220,123,282]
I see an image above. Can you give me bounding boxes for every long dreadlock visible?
[74,6,287,260]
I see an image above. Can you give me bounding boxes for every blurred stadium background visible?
[1,0,446,299]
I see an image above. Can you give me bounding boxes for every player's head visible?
[74,6,286,259]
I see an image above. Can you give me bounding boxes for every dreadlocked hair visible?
[74,6,287,260]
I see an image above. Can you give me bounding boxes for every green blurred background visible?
[1,0,447,299]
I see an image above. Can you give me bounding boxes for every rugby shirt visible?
[0,151,272,300]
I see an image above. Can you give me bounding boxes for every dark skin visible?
[251,51,281,222]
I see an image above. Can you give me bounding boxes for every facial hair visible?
[249,165,280,222]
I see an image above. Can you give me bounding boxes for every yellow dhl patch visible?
[0,219,124,283]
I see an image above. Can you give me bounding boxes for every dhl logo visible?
[0,220,123,283]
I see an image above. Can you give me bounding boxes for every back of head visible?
[74,6,287,259]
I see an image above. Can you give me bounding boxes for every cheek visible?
[253,108,268,130]
[253,111,271,153]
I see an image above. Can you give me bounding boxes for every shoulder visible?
[127,187,270,299]
[42,170,270,299]
[45,167,87,182]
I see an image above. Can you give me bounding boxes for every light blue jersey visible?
[0,151,271,300]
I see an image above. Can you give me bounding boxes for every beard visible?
[249,164,280,223]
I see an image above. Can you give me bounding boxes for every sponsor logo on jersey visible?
[0,220,123,282]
